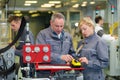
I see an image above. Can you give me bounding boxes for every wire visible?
[1,55,8,79]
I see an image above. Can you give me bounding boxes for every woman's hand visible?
[79,57,88,64]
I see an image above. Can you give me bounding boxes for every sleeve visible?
[15,49,22,57]
[97,30,104,37]
[36,32,46,44]
[29,31,35,44]
[102,34,115,41]
[87,40,109,69]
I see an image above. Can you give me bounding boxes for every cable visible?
[0,17,26,54]
[1,55,8,79]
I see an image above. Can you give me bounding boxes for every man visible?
[95,16,115,41]
[36,13,75,77]
[8,15,34,77]
[95,16,104,37]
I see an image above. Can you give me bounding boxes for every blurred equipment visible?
[0,21,9,48]
[0,48,16,80]
[0,17,27,80]
[22,44,84,80]
[23,44,51,63]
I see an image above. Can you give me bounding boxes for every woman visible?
[77,17,109,80]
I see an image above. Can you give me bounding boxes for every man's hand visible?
[61,54,73,62]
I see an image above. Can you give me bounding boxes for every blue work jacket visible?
[36,27,75,64]
[77,32,109,80]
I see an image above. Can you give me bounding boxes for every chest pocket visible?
[80,48,97,60]
[62,41,71,53]
[46,40,61,53]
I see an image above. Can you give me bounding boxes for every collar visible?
[49,27,65,39]
[84,32,96,44]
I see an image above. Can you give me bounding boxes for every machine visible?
[22,44,84,80]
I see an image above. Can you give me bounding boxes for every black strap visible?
[0,63,15,75]
[0,17,26,54]
[97,30,104,37]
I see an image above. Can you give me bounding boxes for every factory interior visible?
[0,0,120,80]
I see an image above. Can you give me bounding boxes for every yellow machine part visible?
[71,59,81,67]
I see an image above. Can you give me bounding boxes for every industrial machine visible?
[0,17,27,80]
[0,21,17,80]
[22,44,84,80]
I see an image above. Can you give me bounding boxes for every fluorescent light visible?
[90,1,95,4]
[71,0,78,3]
[25,1,37,4]
[72,4,79,8]
[41,3,55,7]
[14,10,21,13]
[29,10,37,13]
[83,1,87,4]
[31,13,40,17]
[49,1,61,4]
[14,13,22,16]
[81,3,87,7]
[55,4,62,8]
[24,3,31,6]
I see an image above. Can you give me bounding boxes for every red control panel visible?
[23,44,51,63]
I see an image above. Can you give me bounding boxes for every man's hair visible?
[95,16,102,23]
[8,15,21,22]
[51,13,65,22]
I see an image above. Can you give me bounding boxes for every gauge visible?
[43,46,49,52]
[25,56,31,62]
[43,55,49,61]
[34,47,40,53]
[25,47,31,53]
[7,60,13,66]
[6,53,13,58]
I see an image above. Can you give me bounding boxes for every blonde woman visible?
[77,17,109,80]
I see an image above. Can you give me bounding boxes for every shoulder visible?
[37,27,50,35]
[95,24,103,33]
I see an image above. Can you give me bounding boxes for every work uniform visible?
[77,32,109,80]
[95,24,115,41]
[36,27,75,78]
[36,27,75,64]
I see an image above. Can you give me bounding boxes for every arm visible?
[29,31,35,44]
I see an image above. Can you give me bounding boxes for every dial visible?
[43,46,49,52]
[34,47,40,53]
[43,55,49,61]
[25,47,31,53]
[25,56,31,62]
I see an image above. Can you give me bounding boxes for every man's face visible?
[50,18,64,34]
[10,20,21,32]
[80,24,94,38]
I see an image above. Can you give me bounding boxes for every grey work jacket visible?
[15,27,34,56]
[77,33,109,80]
[36,27,75,64]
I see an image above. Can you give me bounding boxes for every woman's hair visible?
[78,17,94,29]
[51,13,65,22]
